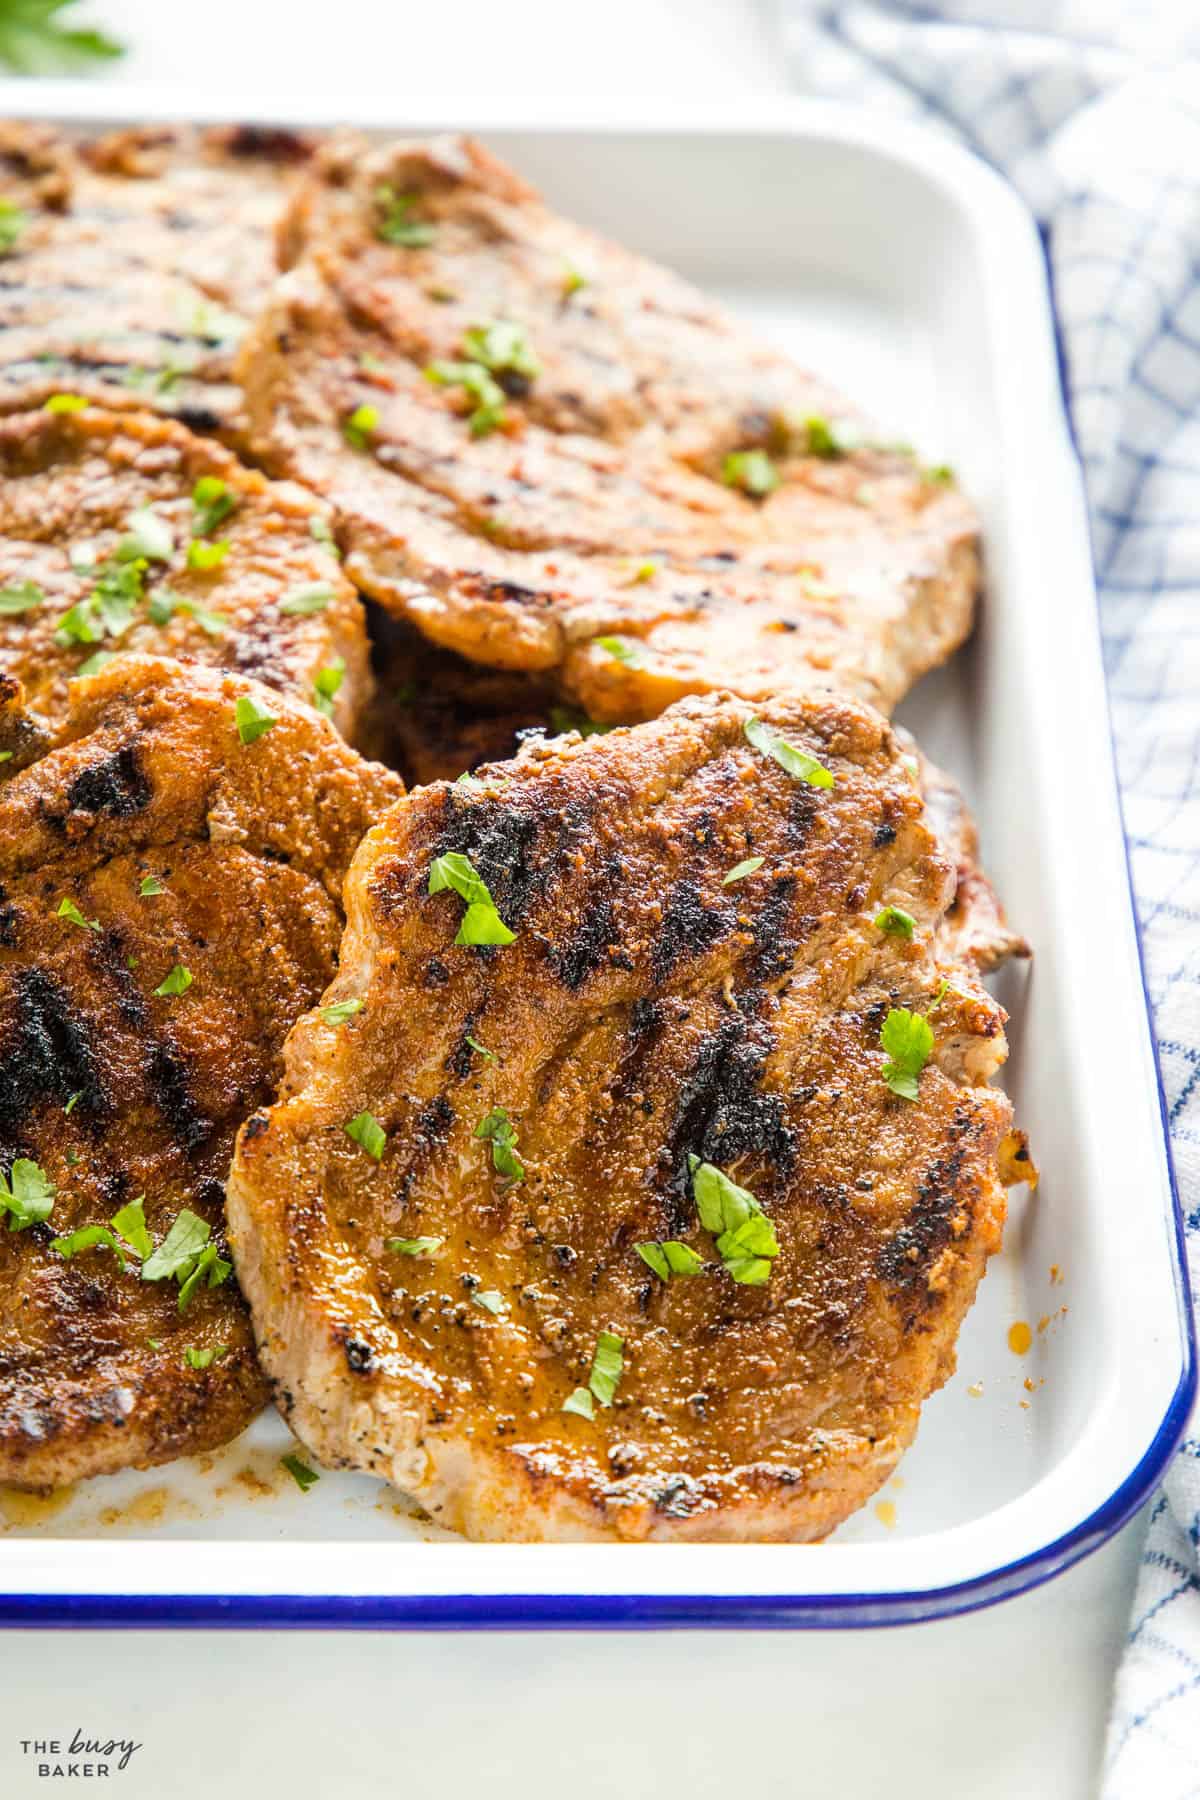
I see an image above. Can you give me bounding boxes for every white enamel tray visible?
[0,90,1191,1628]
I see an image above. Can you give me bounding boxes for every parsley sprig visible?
[427,851,515,948]
[743,715,834,789]
[0,1158,54,1231]
[562,1330,624,1419]
[474,1106,524,1184]
[689,1155,779,1286]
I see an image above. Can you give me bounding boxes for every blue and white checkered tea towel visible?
[777,5,1200,1791]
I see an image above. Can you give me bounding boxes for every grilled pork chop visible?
[237,133,979,725]
[0,122,314,443]
[0,655,400,1487]
[227,690,1028,1541]
[0,406,370,752]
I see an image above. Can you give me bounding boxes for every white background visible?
[0,2,1139,1793]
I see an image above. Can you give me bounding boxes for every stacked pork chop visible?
[0,123,1031,1538]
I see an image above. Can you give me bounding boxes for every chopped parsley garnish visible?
[344,1110,387,1160]
[44,393,88,414]
[280,582,335,616]
[880,1007,934,1101]
[184,1344,228,1370]
[689,1154,780,1285]
[187,538,229,572]
[120,505,173,563]
[427,851,515,948]
[0,1158,54,1231]
[462,320,540,383]
[471,1289,506,1315]
[0,6,123,76]
[424,359,507,437]
[0,580,44,614]
[308,515,340,555]
[723,856,764,885]
[0,751,10,764]
[111,1197,152,1259]
[594,635,643,667]
[312,658,345,717]
[722,448,779,497]
[52,1197,148,1270]
[56,896,99,931]
[235,694,277,744]
[0,198,26,256]
[803,415,848,458]
[626,560,658,584]
[149,589,228,636]
[374,184,435,247]
[874,905,916,941]
[153,963,192,997]
[561,262,587,297]
[137,874,163,897]
[141,1207,231,1310]
[75,650,114,677]
[54,554,146,648]
[51,1223,127,1266]
[743,715,834,789]
[465,1033,495,1061]
[636,1240,704,1281]
[563,1329,624,1417]
[282,1453,319,1491]
[320,998,363,1027]
[343,403,379,450]
[191,475,237,537]
[386,1236,444,1257]
[64,1090,81,1114]
[474,1106,524,1183]
[924,464,955,486]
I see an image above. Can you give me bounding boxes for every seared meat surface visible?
[228,690,1025,1542]
[0,122,314,443]
[0,407,370,749]
[0,656,400,1486]
[238,134,979,723]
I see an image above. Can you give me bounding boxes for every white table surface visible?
[0,3,1139,1793]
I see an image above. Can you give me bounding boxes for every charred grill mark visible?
[651,880,734,984]
[65,744,152,819]
[430,792,550,930]
[416,1093,455,1144]
[876,1112,975,1294]
[550,855,621,989]
[0,966,107,1153]
[609,996,665,1104]
[750,874,798,980]
[659,1014,793,1231]
[98,957,213,1158]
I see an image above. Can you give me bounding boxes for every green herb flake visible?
[186,538,229,572]
[308,516,340,556]
[594,635,644,668]
[880,1006,934,1101]
[64,1090,81,1115]
[723,856,765,885]
[474,1106,524,1183]
[51,1222,130,1268]
[141,1208,230,1311]
[424,359,507,437]
[386,1236,444,1257]
[547,705,611,739]
[312,657,346,717]
[804,415,847,459]
[280,582,335,616]
[0,198,27,256]
[76,650,114,678]
[184,1343,228,1370]
[722,447,779,497]
[462,320,540,383]
[153,964,192,998]
[743,715,834,789]
[0,7,123,77]
[321,998,363,1027]
[191,475,237,536]
[344,1110,387,1160]
[0,1158,55,1231]
[120,505,173,563]
[472,1289,506,1316]
[343,403,380,451]
[0,580,44,615]
[56,896,99,932]
[586,1330,624,1407]
[924,464,956,487]
[874,905,916,941]
[149,588,228,637]
[235,694,277,745]
[562,1386,594,1419]
[688,1154,780,1286]
[282,1453,319,1491]
[626,560,658,585]
[374,183,436,247]
[111,1197,152,1261]
[465,1033,495,1061]
[428,851,515,948]
[138,874,164,896]
[44,393,88,414]
[636,1240,704,1282]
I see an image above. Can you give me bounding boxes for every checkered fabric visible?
[777,6,1200,1792]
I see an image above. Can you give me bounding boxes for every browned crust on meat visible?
[228,690,1017,1542]
[0,655,401,1486]
[0,406,371,745]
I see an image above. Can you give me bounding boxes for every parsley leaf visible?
[0,197,26,256]
[312,657,345,717]
[424,359,506,437]
[280,582,335,616]
[187,538,229,572]
[688,1154,779,1285]
[0,1,123,75]
[563,1330,624,1415]
[374,184,435,247]
[743,715,834,789]
[879,1007,934,1101]
[184,1343,228,1370]
[0,580,44,614]
[562,1386,594,1419]
[474,1106,524,1183]
[51,1222,131,1267]
[44,392,88,413]
[153,963,192,997]
[462,320,540,384]
[148,589,228,637]
[803,415,848,459]
[723,856,764,885]
[427,851,515,948]
[343,404,379,450]
[636,1240,704,1281]
[386,1236,443,1257]
[0,1158,54,1231]
[345,1110,387,1160]
[120,506,173,563]
[138,874,164,896]
[191,475,237,537]
[142,1209,230,1311]
[308,516,340,556]
[320,998,363,1027]
[464,1033,495,1061]
[235,694,277,744]
[56,896,99,931]
[594,634,643,667]
[54,554,146,648]
[282,1452,319,1491]
[874,905,916,941]
[471,1288,506,1315]
[722,448,779,497]
[111,1197,152,1260]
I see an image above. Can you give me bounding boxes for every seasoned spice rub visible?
[0,656,400,1486]
[238,134,979,724]
[0,121,314,443]
[0,406,370,752]
[227,690,1029,1542]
